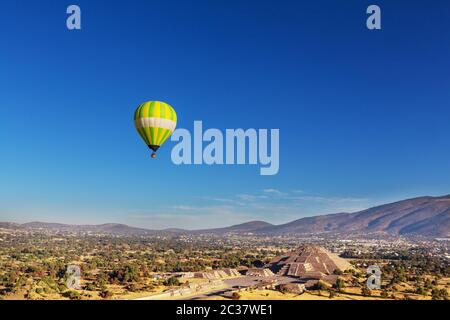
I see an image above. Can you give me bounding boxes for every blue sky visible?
[1,0,449,229]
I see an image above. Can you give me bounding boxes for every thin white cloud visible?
[125,206,258,230]
[263,188,283,194]
[236,194,268,201]
[144,189,373,228]
[294,195,368,204]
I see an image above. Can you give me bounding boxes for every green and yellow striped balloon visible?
[134,101,177,158]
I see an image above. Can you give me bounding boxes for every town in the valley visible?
[0,224,448,300]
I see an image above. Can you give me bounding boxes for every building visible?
[245,268,275,277]
[187,268,240,280]
[277,283,306,294]
[266,245,351,280]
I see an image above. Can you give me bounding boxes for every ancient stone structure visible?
[245,268,275,277]
[222,268,241,277]
[184,268,240,280]
[278,283,306,294]
[266,245,351,280]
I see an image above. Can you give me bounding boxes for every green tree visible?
[361,286,372,297]
[232,292,241,300]
[439,289,448,300]
[316,281,328,291]
[85,283,96,291]
[334,278,345,292]
[100,289,113,299]
[328,290,336,299]
[415,286,426,296]
[163,276,180,287]
[432,288,448,300]
[63,290,81,300]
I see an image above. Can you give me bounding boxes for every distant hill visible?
[1,195,449,238]
[193,221,274,234]
[255,195,450,237]
[0,222,21,230]
[19,222,155,235]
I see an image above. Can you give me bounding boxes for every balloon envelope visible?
[134,101,177,153]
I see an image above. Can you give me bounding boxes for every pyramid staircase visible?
[277,264,289,276]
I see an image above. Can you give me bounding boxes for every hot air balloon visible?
[134,101,177,158]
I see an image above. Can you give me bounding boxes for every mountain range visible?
[1,195,449,238]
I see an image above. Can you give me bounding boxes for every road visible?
[184,276,298,300]
[133,275,299,300]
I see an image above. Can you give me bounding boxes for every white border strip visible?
[135,117,177,132]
